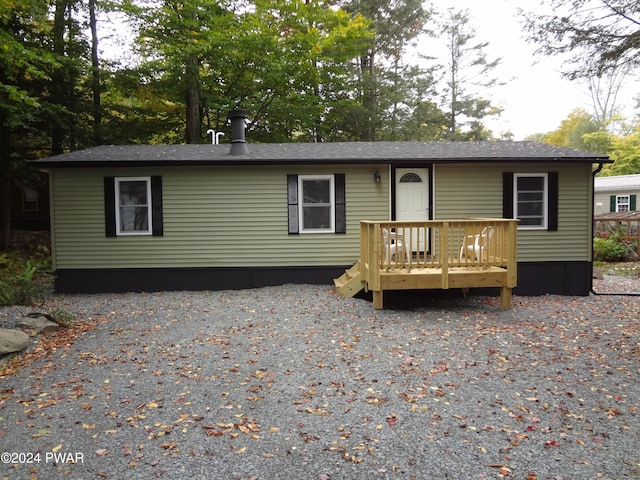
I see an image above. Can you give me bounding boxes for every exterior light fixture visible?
[374,170,381,183]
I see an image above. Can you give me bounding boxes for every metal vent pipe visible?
[228,109,249,155]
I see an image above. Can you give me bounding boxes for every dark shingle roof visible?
[32,141,610,167]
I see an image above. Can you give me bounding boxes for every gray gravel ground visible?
[0,279,639,480]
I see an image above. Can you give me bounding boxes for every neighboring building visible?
[9,171,50,231]
[32,113,610,297]
[594,174,640,253]
[594,173,639,214]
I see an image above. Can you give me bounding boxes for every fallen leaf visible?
[499,466,512,476]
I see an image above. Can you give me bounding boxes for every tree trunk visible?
[312,58,322,142]
[51,0,68,155]
[185,54,201,144]
[0,176,9,251]
[448,36,458,139]
[368,50,376,141]
[0,122,11,250]
[359,50,377,142]
[89,0,102,145]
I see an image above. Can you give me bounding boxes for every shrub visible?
[593,236,630,262]
[0,254,53,306]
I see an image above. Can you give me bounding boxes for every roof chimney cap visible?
[228,109,249,156]
[228,108,247,119]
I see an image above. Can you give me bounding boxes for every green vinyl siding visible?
[434,163,593,262]
[50,165,388,269]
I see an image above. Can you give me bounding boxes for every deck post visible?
[500,286,512,309]
[370,223,381,291]
[360,222,369,289]
[441,222,449,289]
[506,220,518,287]
[373,290,383,309]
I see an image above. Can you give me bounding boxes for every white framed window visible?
[298,175,335,233]
[115,177,152,235]
[616,195,630,212]
[514,173,548,229]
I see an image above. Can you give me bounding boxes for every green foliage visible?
[540,108,640,176]
[0,0,86,144]
[123,0,378,142]
[1,0,93,249]
[0,0,498,158]
[343,0,433,141]
[582,130,611,154]
[596,125,640,176]
[542,109,601,150]
[99,67,185,144]
[0,253,53,306]
[593,235,632,262]
[435,8,503,140]
[5,0,637,195]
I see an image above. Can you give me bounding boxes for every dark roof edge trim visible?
[31,157,612,168]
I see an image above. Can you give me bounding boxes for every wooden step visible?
[334,261,363,298]
[333,260,360,287]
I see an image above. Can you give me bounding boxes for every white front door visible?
[395,168,430,251]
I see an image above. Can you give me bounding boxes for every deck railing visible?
[359,218,518,292]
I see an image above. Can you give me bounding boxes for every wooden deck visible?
[335,219,518,309]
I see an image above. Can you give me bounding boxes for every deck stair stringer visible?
[334,261,363,298]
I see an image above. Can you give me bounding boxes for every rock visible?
[0,328,29,355]
[16,315,61,334]
[26,311,55,321]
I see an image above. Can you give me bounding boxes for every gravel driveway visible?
[1,280,639,480]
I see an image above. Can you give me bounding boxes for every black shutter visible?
[287,174,299,234]
[548,172,558,231]
[610,195,616,212]
[334,173,346,234]
[151,176,163,236]
[502,172,514,218]
[630,195,636,211]
[104,177,116,237]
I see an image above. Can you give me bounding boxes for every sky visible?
[421,0,638,140]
